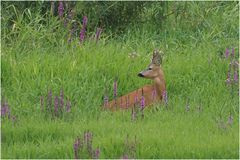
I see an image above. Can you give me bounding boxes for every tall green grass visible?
[1,1,239,159]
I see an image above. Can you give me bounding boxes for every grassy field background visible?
[1,1,239,159]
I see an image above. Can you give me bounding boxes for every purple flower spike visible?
[1,101,10,118]
[234,71,238,83]
[1,102,7,116]
[66,100,71,112]
[95,28,102,42]
[79,16,88,43]
[73,138,80,159]
[225,48,229,58]
[79,28,86,42]
[95,148,100,159]
[54,96,59,115]
[58,1,64,18]
[60,89,64,109]
[82,16,88,27]
[140,89,145,119]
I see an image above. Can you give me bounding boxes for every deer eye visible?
[148,68,152,70]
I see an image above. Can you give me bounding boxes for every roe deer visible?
[104,49,166,111]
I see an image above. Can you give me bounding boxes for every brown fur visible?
[104,50,166,111]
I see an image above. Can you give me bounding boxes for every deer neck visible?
[153,73,165,98]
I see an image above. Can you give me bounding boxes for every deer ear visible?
[152,49,163,66]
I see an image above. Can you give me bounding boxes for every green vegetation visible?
[1,1,239,159]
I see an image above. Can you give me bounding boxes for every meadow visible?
[1,1,239,159]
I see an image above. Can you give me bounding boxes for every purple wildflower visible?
[54,96,59,115]
[66,99,71,112]
[1,101,9,117]
[231,48,234,58]
[162,90,168,106]
[58,1,64,18]
[40,96,44,111]
[95,28,102,42]
[79,16,88,43]
[234,71,238,83]
[60,89,64,109]
[141,89,145,119]
[1,101,5,116]
[225,48,229,58]
[82,16,88,28]
[79,28,86,42]
[95,148,100,159]
[73,137,80,159]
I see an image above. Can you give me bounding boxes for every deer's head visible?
[138,49,163,79]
